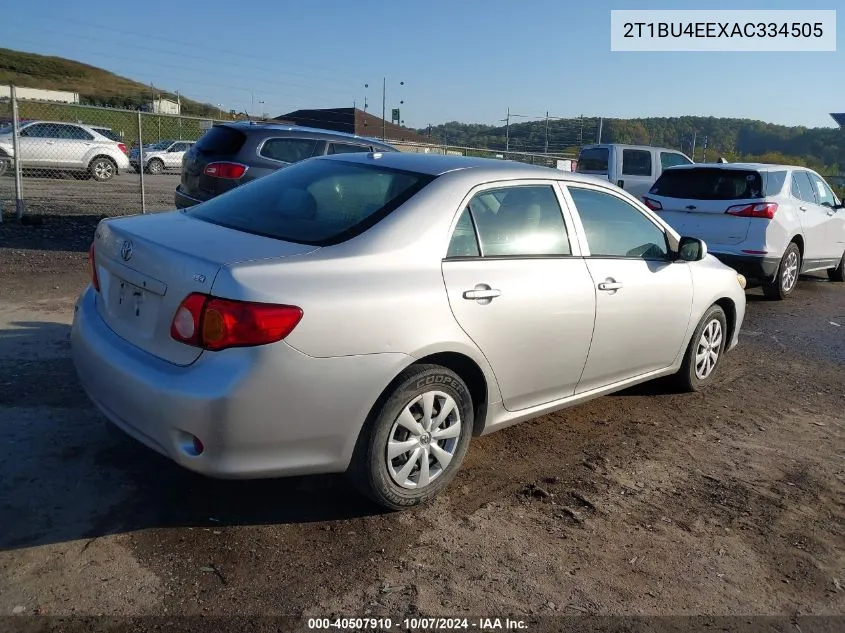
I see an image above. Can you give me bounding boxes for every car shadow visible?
[0,213,106,253]
[0,320,386,552]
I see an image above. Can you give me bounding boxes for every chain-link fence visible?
[1,89,586,225]
[0,92,231,224]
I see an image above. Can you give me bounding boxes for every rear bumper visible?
[71,285,410,479]
[710,252,780,281]
[174,186,205,209]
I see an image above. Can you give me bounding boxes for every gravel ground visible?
[0,208,843,631]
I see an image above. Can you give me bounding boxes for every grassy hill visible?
[0,48,217,116]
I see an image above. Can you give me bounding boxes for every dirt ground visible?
[0,210,843,630]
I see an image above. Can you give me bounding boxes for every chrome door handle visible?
[827,211,836,217]
[463,286,501,301]
[799,206,808,212]
[597,280,623,292]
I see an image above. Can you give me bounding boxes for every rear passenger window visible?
[792,171,817,204]
[260,138,319,163]
[328,142,371,155]
[568,187,668,260]
[622,150,652,176]
[446,209,480,258]
[464,185,571,257]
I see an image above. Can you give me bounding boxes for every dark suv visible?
[175,122,398,208]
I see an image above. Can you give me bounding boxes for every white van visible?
[576,144,694,199]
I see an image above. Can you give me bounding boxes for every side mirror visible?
[678,236,707,262]
[833,200,845,210]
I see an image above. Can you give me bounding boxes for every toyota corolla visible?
[72,152,746,510]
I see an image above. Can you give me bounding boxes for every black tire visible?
[673,304,728,393]
[89,156,117,182]
[348,364,474,511]
[146,158,164,175]
[827,251,845,282]
[763,242,801,300]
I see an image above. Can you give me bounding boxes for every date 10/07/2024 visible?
[307,617,529,631]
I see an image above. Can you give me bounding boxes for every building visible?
[832,114,845,129]
[145,97,181,115]
[275,107,429,143]
[0,86,80,104]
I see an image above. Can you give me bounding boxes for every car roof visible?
[664,162,804,172]
[221,121,395,147]
[317,151,612,184]
[581,143,684,154]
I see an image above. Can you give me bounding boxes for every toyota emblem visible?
[119,240,134,262]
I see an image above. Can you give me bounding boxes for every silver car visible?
[71,153,746,510]
[129,139,195,175]
[0,120,130,181]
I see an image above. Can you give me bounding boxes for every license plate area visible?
[105,274,162,338]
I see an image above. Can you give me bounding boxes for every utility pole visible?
[505,107,511,152]
[702,135,708,162]
[579,114,584,149]
[596,117,603,143]
[544,110,549,155]
[691,130,697,162]
[382,77,386,141]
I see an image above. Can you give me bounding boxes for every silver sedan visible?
[71,152,747,510]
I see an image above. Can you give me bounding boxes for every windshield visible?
[649,168,765,200]
[188,158,436,246]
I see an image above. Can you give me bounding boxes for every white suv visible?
[643,163,845,300]
[0,120,131,182]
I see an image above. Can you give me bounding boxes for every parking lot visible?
[0,200,843,622]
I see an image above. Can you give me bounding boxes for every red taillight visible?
[170,293,303,351]
[642,196,662,211]
[725,202,778,219]
[88,242,100,292]
[118,143,128,155]
[203,162,247,179]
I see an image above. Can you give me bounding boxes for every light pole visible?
[216,104,223,119]
[259,100,266,120]
[365,79,404,140]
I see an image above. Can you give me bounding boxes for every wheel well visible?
[790,235,804,259]
[89,154,117,167]
[714,298,736,347]
[414,352,489,436]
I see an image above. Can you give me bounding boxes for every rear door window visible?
[649,168,764,200]
[576,147,609,173]
[328,142,371,155]
[622,149,652,176]
[463,185,571,257]
[188,159,434,246]
[791,171,817,203]
[196,126,247,155]
[259,138,319,163]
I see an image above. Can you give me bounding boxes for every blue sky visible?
[3,0,842,128]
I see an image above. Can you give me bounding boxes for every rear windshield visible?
[649,168,765,200]
[94,128,122,141]
[576,148,609,173]
[196,125,246,155]
[187,159,435,246]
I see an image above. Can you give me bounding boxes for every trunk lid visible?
[92,211,317,365]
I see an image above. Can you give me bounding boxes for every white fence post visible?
[10,85,25,221]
